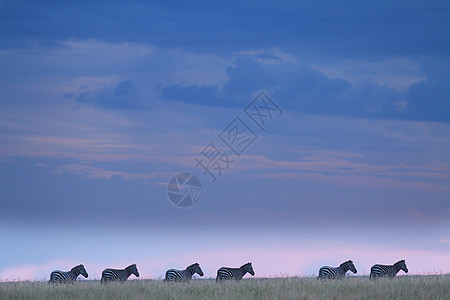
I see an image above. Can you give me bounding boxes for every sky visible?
[0,0,449,280]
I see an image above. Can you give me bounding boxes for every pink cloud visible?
[0,260,84,282]
[225,151,450,192]
[57,164,157,181]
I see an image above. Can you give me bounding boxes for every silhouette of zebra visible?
[49,264,88,283]
[164,263,204,282]
[317,260,357,279]
[101,264,139,283]
[216,262,255,281]
[370,260,408,279]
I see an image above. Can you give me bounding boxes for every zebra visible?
[101,264,139,283]
[370,260,408,279]
[216,262,255,281]
[317,260,357,279]
[164,263,204,282]
[49,264,88,283]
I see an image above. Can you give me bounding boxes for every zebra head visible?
[396,260,408,273]
[72,264,88,278]
[242,262,255,276]
[342,260,357,274]
[186,263,204,276]
[128,264,140,277]
[193,263,204,276]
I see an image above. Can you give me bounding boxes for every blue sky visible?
[0,1,449,280]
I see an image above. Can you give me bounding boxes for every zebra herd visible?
[48,260,408,283]
[317,260,408,279]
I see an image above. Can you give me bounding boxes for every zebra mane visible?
[241,262,252,268]
[339,260,354,271]
[71,264,84,271]
[126,264,137,269]
[394,260,405,265]
[341,260,353,266]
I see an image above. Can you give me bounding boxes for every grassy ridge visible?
[0,276,449,300]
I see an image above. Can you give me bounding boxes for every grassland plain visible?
[0,275,449,300]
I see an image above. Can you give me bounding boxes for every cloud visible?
[159,55,450,123]
[73,80,141,109]
[2,1,448,57]
[56,164,156,181]
[159,84,223,107]
[1,37,447,123]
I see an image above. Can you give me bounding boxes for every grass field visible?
[0,276,448,300]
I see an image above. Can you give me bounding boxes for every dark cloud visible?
[159,84,224,107]
[73,80,141,109]
[1,1,448,57]
[159,56,450,123]
[114,80,136,96]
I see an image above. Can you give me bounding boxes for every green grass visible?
[0,276,448,300]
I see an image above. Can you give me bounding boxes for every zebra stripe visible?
[101,264,139,283]
[49,264,88,283]
[216,262,255,281]
[370,260,408,279]
[318,260,357,279]
[164,263,204,282]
